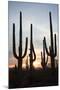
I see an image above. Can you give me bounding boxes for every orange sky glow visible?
[9,49,58,69]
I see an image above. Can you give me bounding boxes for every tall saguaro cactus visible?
[29,24,36,70]
[13,12,28,70]
[41,39,48,69]
[44,12,57,69]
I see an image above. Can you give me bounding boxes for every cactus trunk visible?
[29,24,36,70]
[13,11,28,71]
[41,39,48,69]
[44,12,57,69]
[18,12,22,70]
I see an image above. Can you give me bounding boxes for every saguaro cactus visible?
[29,24,36,70]
[41,39,48,69]
[13,12,28,70]
[44,12,57,69]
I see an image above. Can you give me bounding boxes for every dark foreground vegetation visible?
[9,67,58,89]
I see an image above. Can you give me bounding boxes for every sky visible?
[8,1,58,68]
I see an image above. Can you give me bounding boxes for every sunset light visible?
[8,1,58,88]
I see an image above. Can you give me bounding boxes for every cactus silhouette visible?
[29,24,36,70]
[44,12,57,69]
[13,12,28,70]
[41,39,48,69]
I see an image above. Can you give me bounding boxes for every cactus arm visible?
[41,52,44,67]
[43,39,45,60]
[41,52,43,61]
[54,34,57,57]
[22,37,28,58]
[13,23,19,59]
[44,37,50,56]
[32,43,36,61]
[45,55,48,65]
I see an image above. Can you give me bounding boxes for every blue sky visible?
[8,1,58,66]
